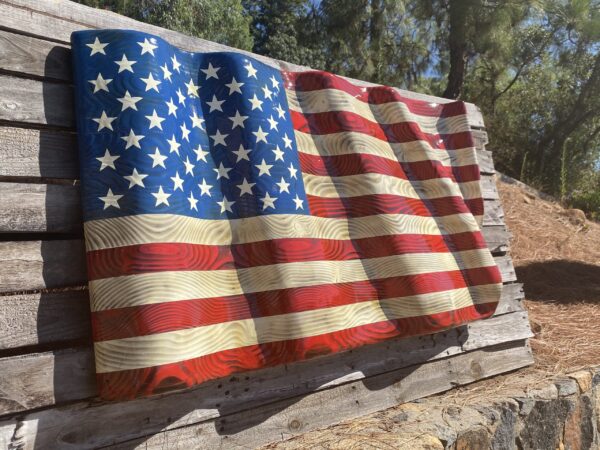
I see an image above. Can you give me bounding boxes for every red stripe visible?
[282,70,468,118]
[298,152,481,183]
[92,266,501,342]
[307,194,483,218]
[291,110,473,150]
[96,301,498,400]
[86,232,491,280]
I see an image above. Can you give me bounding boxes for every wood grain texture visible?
[0,340,531,449]
[0,348,96,414]
[0,178,499,234]
[0,235,512,294]
[0,75,73,127]
[0,2,484,127]
[0,29,71,81]
[0,126,79,179]
[0,309,530,415]
[0,240,86,293]
[0,290,90,350]
[0,182,82,233]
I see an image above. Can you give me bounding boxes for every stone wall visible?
[390,368,600,450]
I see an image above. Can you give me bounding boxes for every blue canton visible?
[71,30,309,221]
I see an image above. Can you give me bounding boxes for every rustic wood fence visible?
[0,0,533,448]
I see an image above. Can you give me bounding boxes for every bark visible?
[442,0,470,99]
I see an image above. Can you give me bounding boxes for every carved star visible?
[99,188,122,209]
[92,111,116,131]
[248,94,263,111]
[272,145,285,161]
[161,63,172,81]
[86,37,108,56]
[229,110,248,129]
[252,126,269,144]
[124,168,148,188]
[118,90,142,111]
[217,196,235,214]
[244,61,257,78]
[152,186,171,206]
[293,194,304,210]
[167,135,181,154]
[185,78,199,97]
[201,62,220,79]
[237,178,255,196]
[138,38,158,56]
[96,149,119,171]
[276,177,291,193]
[194,145,209,162]
[255,159,273,177]
[121,129,144,149]
[188,192,198,211]
[210,130,228,147]
[233,144,252,162]
[88,73,112,94]
[262,85,273,100]
[260,192,277,210]
[141,72,161,92]
[180,122,191,141]
[190,110,205,129]
[213,162,233,180]
[148,148,167,168]
[170,171,184,191]
[283,133,293,149]
[145,109,165,130]
[114,54,136,73]
[165,98,178,116]
[198,178,212,197]
[225,77,244,95]
[171,55,181,72]
[267,115,279,131]
[206,94,225,113]
[183,156,195,175]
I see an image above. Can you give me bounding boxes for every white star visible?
[270,75,280,90]
[293,194,304,210]
[213,162,233,180]
[148,147,167,168]
[206,94,225,113]
[176,88,186,105]
[267,115,279,131]
[152,186,171,206]
[145,109,165,130]
[170,171,184,191]
[141,72,161,92]
[288,163,298,179]
[282,133,293,149]
[191,110,205,129]
[165,98,178,116]
[121,129,144,149]
[201,62,220,79]
[225,77,244,95]
[124,168,148,188]
[99,188,122,209]
[86,37,108,56]
[161,63,172,81]
[233,144,252,162]
[194,145,209,162]
[276,177,291,193]
[272,145,285,161]
[198,178,212,197]
[260,192,277,210]
[96,149,119,171]
[210,129,228,147]
[88,73,112,94]
[252,126,269,143]
[248,93,263,111]
[188,192,198,211]
[262,85,273,100]
[255,159,273,177]
[229,110,248,129]
[118,90,142,111]
[138,38,158,56]
[114,54,136,73]
[180,122,191,141]
[237,178,255,196]
[183,156,194,175]
[92,111,116,131]
[275,104,286,119]
[217,196,235,214]
[171,55,181,72]
[167,135,181,154]
[244,61,257,78]
[185,78,199,97]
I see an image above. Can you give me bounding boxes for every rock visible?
[393,433,444,450]
[569,371,592,393]
[527,383,558,400]
[517,399,572,450]
[490,401,519,450]
[563,209,587,226]
[455,427,490,450]
[563,395,594,450]
[555,379,579,397]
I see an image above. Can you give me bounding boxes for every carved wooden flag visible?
[71,30,502,401]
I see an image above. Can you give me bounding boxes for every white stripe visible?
[94,283,501,373]
[89,249,497,311]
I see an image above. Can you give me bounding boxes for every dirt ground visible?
[260,175,600,449]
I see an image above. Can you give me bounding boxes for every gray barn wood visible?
[0,0,533,448]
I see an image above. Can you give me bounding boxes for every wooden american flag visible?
[71,30,502,401]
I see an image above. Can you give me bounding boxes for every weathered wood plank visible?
[0,0,485,127]
[112,343,531,450]
[0,29,71,81]
[478,149,495,174]
[0,240,87,293]
[0,182,82,233]
[0,340,531,449]
[0,75,73,127]
[0,290,90,350]
[0,348,95,414]
[0,309,531,416]
[0,180,504,233]
[494,282,524,315]
[0,236,513,293]
[0,126,79,179]
[480,174,499,200]
[482,225,511,254]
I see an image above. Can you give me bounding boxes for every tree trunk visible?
[442,0,470,99]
